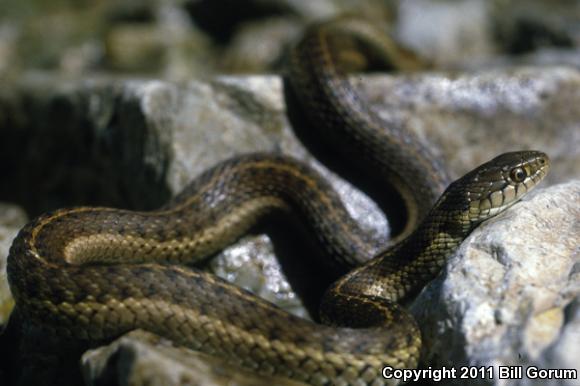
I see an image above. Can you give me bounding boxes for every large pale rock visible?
[360,67,580,186]
[411,181,580,385]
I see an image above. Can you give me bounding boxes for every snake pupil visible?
[510,167,527,182]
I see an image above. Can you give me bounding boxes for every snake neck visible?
[323,205,469,312]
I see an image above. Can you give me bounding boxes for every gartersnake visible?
[7,18,550,386]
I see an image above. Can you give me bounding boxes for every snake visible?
[6,17,550,386]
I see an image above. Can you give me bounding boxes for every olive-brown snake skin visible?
[7,18,550,386]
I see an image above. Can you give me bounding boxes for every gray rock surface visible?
[0,203,27,327]
[82,330,306,386]
[360,67,580,186]
[411,181,580,385]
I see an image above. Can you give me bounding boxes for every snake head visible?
[436,151,550,231]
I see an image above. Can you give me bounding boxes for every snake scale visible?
[7,18,549,386]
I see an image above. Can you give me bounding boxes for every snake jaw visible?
[460,151,550,225]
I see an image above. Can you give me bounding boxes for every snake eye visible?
[510,167,527,182]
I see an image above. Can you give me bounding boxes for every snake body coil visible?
[7,18,550,386]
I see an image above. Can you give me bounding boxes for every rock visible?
[82,330,306,386]
[0,203,27,327]
[104,24,167,73]
[517,49,580,70]
[207,234,310,319]
[411,181,580,385]
[397,0,494,68]
[359,67,580,186]
[539,298,580,385]
[219,17,302,73]
[105,4,213,79]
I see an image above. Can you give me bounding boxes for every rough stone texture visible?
[518,49,580,70]
[207,234,310,319]
[219,17,303,73]
[82,330,306,386]
[0,203,27,327]
[359,67,580,186]
[411,181,580,385]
